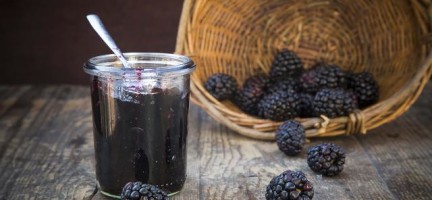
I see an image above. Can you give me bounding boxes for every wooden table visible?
[0,84,431,200]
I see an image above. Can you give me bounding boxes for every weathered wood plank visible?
[0,86,96,200]
[356,83,432,200]
[188,114,395,199]
[0,84,431,200]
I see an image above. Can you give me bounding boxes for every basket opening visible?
[188,0,424,101]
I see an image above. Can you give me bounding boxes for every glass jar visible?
[83,53,195,198]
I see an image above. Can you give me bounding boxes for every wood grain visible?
[0,86,96,199]
[355,85,432,200]
[0,84,431,200]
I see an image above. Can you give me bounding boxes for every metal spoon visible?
[86,14,132,68]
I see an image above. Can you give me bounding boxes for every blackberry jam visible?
[84,53,195,198]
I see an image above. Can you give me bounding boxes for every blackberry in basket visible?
[269,49,304,80]
[204,73,238,100]
[267,78,302,94]
[235,74,269,116]
[258,90,300,121]
[313,88,358,118]
[301,63,347,94]
[347,71,379,108]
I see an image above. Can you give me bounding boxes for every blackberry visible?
[301,63,347,94]
[121,182,169,200]
[258,90,300,121]
[235,74,269,115]
[299,93,315,118]
[243,74,270,90]
[313,88,358,118]
[267,78,301,94]
[235,86,265,116]
[265,170,314,200]
[307,143,346,176]
[276,120,306,156]
[269,49,304,80]
[204,73,238,100]
[347,71,379,108]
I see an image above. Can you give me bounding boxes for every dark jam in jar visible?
[90,77,189,195]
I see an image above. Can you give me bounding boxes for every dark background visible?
[0,0,184,85]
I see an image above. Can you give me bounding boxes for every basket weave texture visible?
[175,0,432,140]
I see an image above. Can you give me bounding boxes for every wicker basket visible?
[175,0,432,140]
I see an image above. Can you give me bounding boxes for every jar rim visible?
[83,52,195,78]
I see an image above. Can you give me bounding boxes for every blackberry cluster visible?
[307,143,346,176]
[266,170,314,200]
[121,182,169,200]
[258,90,300,121]
[204,49,380,121]
[276,120,306,156]
[347,71,379,108]
[301,63,347,94]
[204,73,238,100]
[270,49,304,80]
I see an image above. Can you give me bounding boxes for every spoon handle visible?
[86,14,131,68]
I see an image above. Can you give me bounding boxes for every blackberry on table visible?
[258,90,300,121]
[307,143,346,176]
[265,170,314,200]
[121,182,169,200]
[204,73,238,100]
[313,88,358,118]
[270,49,304,80]
[301,63,347,94]
[347,71,379,108]
[276,120,306,156]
